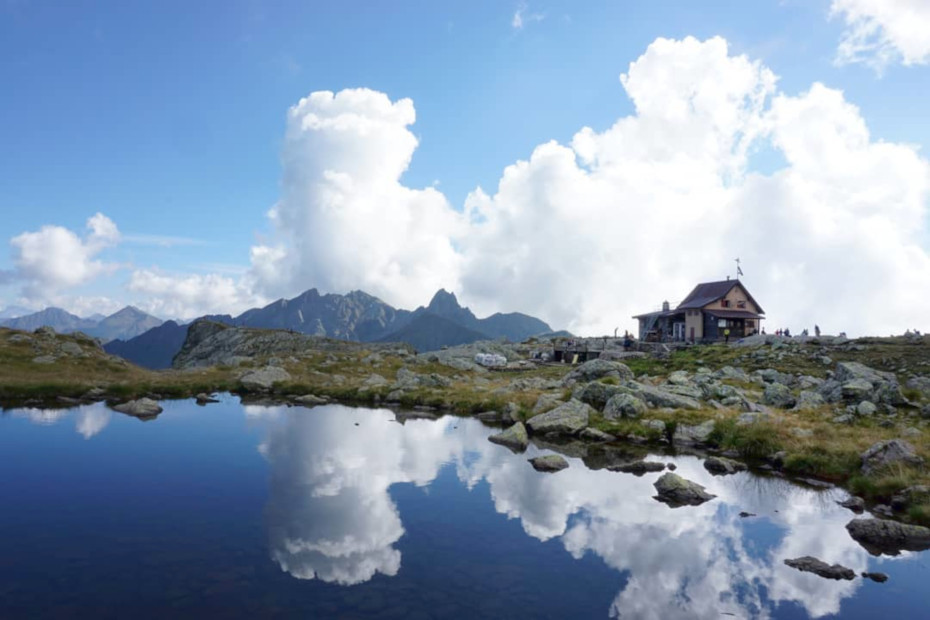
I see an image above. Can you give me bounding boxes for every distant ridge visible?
[91,288,562,368]
[1,306,163,343]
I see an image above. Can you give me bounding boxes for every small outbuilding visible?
[633,279,764,343]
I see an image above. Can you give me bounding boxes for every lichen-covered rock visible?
[653,472,716,507]
[603,393,647,420]
[763,383,796,409]
[529,454,569,473]
[574,381,624,409]
[673,420,716,446]
[526,399,592,436]
[856,400,878,416]
[860,439,924,475]
[703,456,748,476]
[784,556,855,580]
[240,366,292,391]
[112,398,163,418]
[836,496,865,513]
[793,390,825,411]
[834,362,905,405]
[846,518,930,556]
[488,422,529,451]
[561,358,633,386]
[532,393,563,414]
[628,382,701,410]
[714,366,750,382]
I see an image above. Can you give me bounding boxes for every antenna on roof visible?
[735,257,744,279]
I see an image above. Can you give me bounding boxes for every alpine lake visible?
[1,396,927,619]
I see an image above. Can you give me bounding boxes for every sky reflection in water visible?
[1,398,926,619]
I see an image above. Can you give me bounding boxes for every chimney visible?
[662,300,670,312]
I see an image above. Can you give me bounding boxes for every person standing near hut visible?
[724,327,731,344]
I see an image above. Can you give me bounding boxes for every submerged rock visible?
[195,393,219,405]
[529,454,569,473]
[653,472,716,507]
[294,394,328,406]
[609,460,665,476]
[112,398,163,418]
[845,518,930,556]
[526,399,591,436]
[784,556,855,580]
[703,456,748,476]
[488,422,529,452]
[578,427,616,442]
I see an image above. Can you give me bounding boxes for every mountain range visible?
[0,306,163,342]
[100,288,557,369]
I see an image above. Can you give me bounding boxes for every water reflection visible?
[253,403,915,618]
[13,402,112,439]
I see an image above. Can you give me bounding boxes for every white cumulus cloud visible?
[241,36,930,336]
[248,88,464,310]
[128,269,265,319]
[8,212,121,303]
[831,0,930,72]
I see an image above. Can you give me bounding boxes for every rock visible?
[526,399,592,436]
[833,362,905,405]
[794,390,826,411]
[609,460,665,476]
[59,341,84,356]
[905,376,930,397]
[562,358,634,386]
[673,420,716,446]
[862,572,888,583]
[736,410,773,426]
[603,393,647,420]
[860,439,924,475]
[783,556,855,580]
[195,393,219,405]
[703,456,747,476]
[532,393,563,414]
[575,381,624,409]
[872,504,895,518]
[833,413,855,425]
[529,454,569,473]
[294,394,328,406]
[837,496,865,513]
[790,427,813,438]
[240,366,292,391]
[666,462,677,471]
[846,518,930,556]
[502,402,520,425]
[652,472,716,507]
[856,400,878,416]
[739,511,756,518]
[763,383,796,409]
[667,370,691,385]
[841,378,873,401]
[714,366,750,382]
[32,355,56,364]
[112,398,163,418]
[629,382,701,410]
[642,419,666,434]
[34,326,56,336]
[488,422,529,452]
[362,373,389,388]
[579,427,615,442]
[890,485,930,512]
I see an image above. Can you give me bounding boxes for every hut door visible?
[690,327,694,341]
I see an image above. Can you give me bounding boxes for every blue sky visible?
[1,0,929,335]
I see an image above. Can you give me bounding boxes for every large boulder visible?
[562,359,633,386]
[240,366,291,391]
[763,383,796,409]
[526,399,592,436]
[488,422,529,452]
[845,518,930,556]
[833,362,905,405]
[674,420,716,446]
[860,439,924,475]
[603,393,648,420]
[653,473,716,507]
[628,382,701,410]
[784,557,855,580]
[574,381,624,409]
[112,398,163,418]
